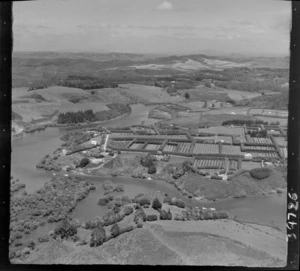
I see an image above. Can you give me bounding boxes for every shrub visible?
[14,240,23,247]
[84,218,103,230]
[176,199,185,209]
[152,198,162,210]
[167,209,172,220]
[174,213,185,221]
[26,240,35,250]
[121,196,131,204]
[163,196,172,204]
[120,225,134,234]
[148,165,157,174]
[123,205,134,216]
[137,221,143,228]
[78,157,90,168]
[159,209,168,220]
[102,180,115,190]
[38,235,49,243]
[110,223,120,238]
[90,226,106,247]
[71,235,80,242]
[250,167,272,180]
[97,197,108,206]
[114,184,124,192]
[54,218,77,239]
[146,214,158,221]
[134,208,146,224]
[139,197,151,206]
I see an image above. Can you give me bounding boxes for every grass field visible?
[197,126,245,136]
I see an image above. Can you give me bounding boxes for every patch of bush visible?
[38,235,49,243]
[139,197,151,206]
[148,165,157,174]
[102,180,115,190]
[122,205,134,216]
[120,225,134,234]
[163,196,172,204]
[102,211,122,226]
[134,208,146,224]
[54,218,77,239]
[78,157,90,168]
[152,198,162,210]
[114,184,124,192]
[250,167,272,180]
[176,199,185,209]
[159,209,168,220]
[146,214,158,221]
[26,240,35,250]
[90,226,106,247]
[110,223,120,238]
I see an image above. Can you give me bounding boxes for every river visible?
[11,103,287,240]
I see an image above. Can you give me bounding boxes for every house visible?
[244,153,253,160]
[90,140,97,145]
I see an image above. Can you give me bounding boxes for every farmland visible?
[108,140,131,149]
[247,137,273,144]
[222,145,242,155]
[145,143,161,150]
[129,143,144,150]
[163,144,177,152]
[193,143,219,154]
[177,142,192,153]
[250,152,279,159]
[194,159,225,169]
[242,146,276,151]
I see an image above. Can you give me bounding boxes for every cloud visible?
[156,1,174,11]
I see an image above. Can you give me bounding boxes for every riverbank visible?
[9,175,96,259]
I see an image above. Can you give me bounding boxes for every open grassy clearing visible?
[178,87,230,102]
[210,88,262,101]
[197,126,245,136]
[202,107,250,115]
[162,112,255,129]
[118,84,184,104]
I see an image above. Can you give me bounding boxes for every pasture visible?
[197,126,245,136]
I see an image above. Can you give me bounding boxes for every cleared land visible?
[18,220,286,266]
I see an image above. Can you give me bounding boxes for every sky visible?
[13,0,291,56]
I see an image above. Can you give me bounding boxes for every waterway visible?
[11,103,287,240]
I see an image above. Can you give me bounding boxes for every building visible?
[244,153,253,160]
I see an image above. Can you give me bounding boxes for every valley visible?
[10,51,288,266]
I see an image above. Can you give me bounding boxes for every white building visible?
[244,153,253,160]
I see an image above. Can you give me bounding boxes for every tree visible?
[90,226,106,247]
[152,198,162,210]
[184,92,190,99]
[148,165,157,174]
[54,218,77,239]
[78,157,90,168]
[110,223,120,238]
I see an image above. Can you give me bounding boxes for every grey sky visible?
[13,0,291,56]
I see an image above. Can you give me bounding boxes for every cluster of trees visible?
[222,119,268,126]
[248,130,267,137]
[140,155,157,174]
[250,167,272,180]
[57,110,97,124]
[58,75,119,90]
